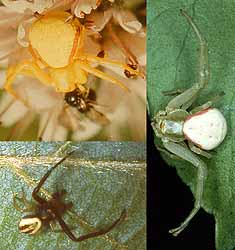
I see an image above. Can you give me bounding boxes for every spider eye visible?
[19,216,42,235]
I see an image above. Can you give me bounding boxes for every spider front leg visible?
[32,151,75,204]
[4,60,52,104]
[166,10,209,111]
[75,60,130,92]
[55,209,127,242]
[162,139,207,236]
[81,53,145,79]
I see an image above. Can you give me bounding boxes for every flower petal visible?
[113,9,142,34]
[72,117,102,140]
[86,9,112,32]
[0,94,28,126]
[71,0,101,18]
[2,0,54,14]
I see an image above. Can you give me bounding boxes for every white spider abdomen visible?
[183,108,227,150]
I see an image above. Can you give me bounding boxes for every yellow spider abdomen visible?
[29,12,80,68]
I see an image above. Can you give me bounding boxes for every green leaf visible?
[0,142,146,250]
[147,1,235,249]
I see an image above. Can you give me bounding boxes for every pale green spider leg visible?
[156,146,184,160]
[166,9,209,112]
[188,141,212,159]
[162,139,207,236]
[190,91,225,114]
[162,88,186,96]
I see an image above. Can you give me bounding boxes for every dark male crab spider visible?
[151,10,227,236]
[13,151,126,242]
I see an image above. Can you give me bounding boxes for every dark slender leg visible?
[56,209,127,242]
[32,151,76,203]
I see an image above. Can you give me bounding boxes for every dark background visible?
[147,117,215,250]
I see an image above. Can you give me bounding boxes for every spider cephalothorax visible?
[5,11,144,103]
[14,151,126,242]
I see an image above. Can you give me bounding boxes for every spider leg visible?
[162,140,207,236]
[56,209,126,242]
[75,60,130,92]
[190,91,225,114]
[49,221,77,233]
[32,151,75,203]
[81,53,145,79]
[13,189,34,212]
[4,60,52,101]
[157,146,184,160]
[166,10,209,111]
[188,141,212,159]
[13,195,25,212]
[181,9,209,89]
[162,88,186,96]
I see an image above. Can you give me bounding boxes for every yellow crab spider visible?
[4,11,144,102]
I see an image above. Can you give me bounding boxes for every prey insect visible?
[151,10,227,236]
[13,151,126,242]
[64,87,110,125]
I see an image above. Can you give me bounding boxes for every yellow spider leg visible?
[80,53,145,79]
[5,60,52,100]
[75,60,130,92]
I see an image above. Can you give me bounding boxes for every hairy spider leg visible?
[32,151,75,203]
[162,140,207,236]
[55,208,127,242]
[166,10,209,111]
[4,60,52,104]
[81,53,145,79]
[75,60,130,92]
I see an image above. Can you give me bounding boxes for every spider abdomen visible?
[183,108,227,150]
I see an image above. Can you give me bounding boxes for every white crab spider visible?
[152,10,227,236]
